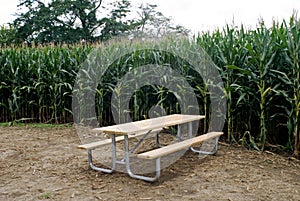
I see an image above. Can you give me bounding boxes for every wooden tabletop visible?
[93,114,205,135]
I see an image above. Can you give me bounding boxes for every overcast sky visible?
[0,0,299,33]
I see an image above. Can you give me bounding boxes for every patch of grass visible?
[40,192,51,199]
[0,122,73,128]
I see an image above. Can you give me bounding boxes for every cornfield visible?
[0,44,92,123]
[0,16,299,157]
[197,16,300,156]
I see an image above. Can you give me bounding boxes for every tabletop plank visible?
[93,114,205,135]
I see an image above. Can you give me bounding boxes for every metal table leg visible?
[188,122,219,155]
[87,134,117,173]
[124,135,161,182]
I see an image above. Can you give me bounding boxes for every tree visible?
[13,0,106,43]
[13,0,136,44]
[99,0,136,41]
[12,0,189,44]
[131,3,190,38]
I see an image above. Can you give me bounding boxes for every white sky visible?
[0,0,299,33]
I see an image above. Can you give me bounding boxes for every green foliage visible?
[132,3,190,37]
[13,0,106,43]
[0,44,92,123]
[11,0,188,45]
[40,192,51,199]
[197,15,300,156]
[279,15,300,157]
[0,25,16,47]
[0,122,72,128]
[96,48,203,125]
[99,0,135,41]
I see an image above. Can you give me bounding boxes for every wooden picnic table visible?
[78,114,223,182]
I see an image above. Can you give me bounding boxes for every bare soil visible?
[0,126,299,201]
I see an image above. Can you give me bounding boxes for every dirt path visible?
[0,126,299,201]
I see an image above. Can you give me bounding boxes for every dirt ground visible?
[0,126,299,201]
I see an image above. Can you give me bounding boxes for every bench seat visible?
[137,132,223,160]
[77,128,163,150]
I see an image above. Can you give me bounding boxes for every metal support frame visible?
[187,122,219,155]
[87,132,161,182]
[128,129,153,154]
[155,133,164,148]
[124,135,161,182]
[85,120,219,182]
[87,134,117,173]
[156,125,183,147]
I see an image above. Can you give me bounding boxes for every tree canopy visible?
[11,0,189,44]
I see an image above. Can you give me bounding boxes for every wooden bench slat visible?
[77,128,163,150]
[137,132,223,160]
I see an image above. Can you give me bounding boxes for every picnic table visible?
[78,114,223,182]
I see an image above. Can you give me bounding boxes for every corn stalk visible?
[279,16,300,157]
